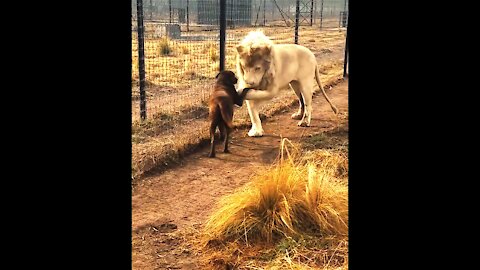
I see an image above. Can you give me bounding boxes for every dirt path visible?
[132,80,349,269]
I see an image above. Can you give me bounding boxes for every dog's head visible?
[215,70,238,85]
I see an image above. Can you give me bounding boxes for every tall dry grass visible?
[203,139,348,244]
[158,37,172,55]
[201,139,348,269]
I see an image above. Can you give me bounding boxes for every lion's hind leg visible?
[297,79,314,127]
[289,81,304,120]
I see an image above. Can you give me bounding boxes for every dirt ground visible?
[132,79,349,269]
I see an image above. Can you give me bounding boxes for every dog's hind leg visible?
[218,121,226,141]
[208,112,220,158]
[218,102,234,153]
[223,126,231,153]
[218,120,230,153]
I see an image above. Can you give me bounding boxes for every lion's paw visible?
[248,128,264,137]
[297,120,310,127]
[291,112,303,120]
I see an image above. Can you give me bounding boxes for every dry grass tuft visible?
[181,45,190,54]
[203,139,348,244]
[209,46,219,62]
[201,139,348,269]
[159,37,172,55]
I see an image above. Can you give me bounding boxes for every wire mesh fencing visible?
[132,0,348,122]
[132,1,220,123]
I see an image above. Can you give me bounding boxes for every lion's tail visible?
[315,66,338,114]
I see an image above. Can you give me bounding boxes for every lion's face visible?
[239,59,267,88]
[237,45,272,88]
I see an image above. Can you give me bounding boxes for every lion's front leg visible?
[244,88,279,101]
[243,85,279,137]
[245,100,265,137]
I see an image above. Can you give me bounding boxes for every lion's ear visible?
[260,45,271,55]
[250,45,271,56]
[236,45,246,54]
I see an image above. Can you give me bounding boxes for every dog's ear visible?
[230,74,238,84]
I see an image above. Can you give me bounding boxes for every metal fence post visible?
[295,0,300,44]
[320,0,324,29]
[263,0,266,26]
[220,0,226,71]
[272,3,275,21]
[149,0,152,20]
[343,13,349,78]
[342,0,348,27]
[310,0,314,26]
[136,0,147,120]
[230,0,234,28]
[169,0,172,23]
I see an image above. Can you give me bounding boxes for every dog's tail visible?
[218,103,234,129]
[315,65,338,114]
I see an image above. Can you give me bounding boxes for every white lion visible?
[236,30,338,137]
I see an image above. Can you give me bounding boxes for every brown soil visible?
[132,79,349,269]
